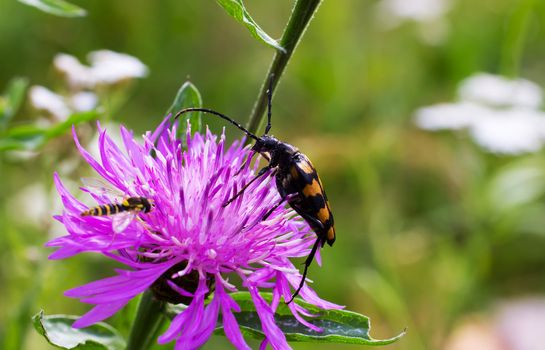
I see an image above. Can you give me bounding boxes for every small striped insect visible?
[80,178,153,233]
[174,81,335,304]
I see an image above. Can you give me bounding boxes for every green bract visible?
[32,311,126,350]
[167,81,203,135]
[18,0,86,17]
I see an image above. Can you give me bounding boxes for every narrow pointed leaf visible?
[0,111,97,151]
[0,77,29,127]
[32,311,126,350]
[18,0,86,17]
[167,81,203,135]
[216,0,285,52]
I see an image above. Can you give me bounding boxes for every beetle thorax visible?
[253,135,299,167]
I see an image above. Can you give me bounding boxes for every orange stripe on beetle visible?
[302,179,322,197]
[298,159,315,174]
[327,227,335,242]
[317,207,330,222]
[290,166,299,179]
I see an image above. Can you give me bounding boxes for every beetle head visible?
[251,135,280,153]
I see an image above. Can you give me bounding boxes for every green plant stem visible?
[126,291,166,350]
[246,0,323,135]
[500,0,535,77]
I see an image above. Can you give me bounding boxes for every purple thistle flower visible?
[48,119,342,350]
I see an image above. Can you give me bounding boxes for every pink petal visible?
[248,286,290,350]
[216,283,251,350]
[72,126,117,187]
[72,300,127,328]
[187,286,221,348]
[159,279,209,344]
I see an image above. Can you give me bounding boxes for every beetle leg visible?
[298,210,325,231]
[235,151,271,176]
[286,235,325,304]
[261,152,271,162]
[223,166,274,207]
[235,150,256,176]
[285,210,326,304]
[261,193,296,221]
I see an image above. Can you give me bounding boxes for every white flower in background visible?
[378,0,450,23]
[376,0,452,44]
[70,92,98,112]
[414,73,545,155]
[496,298,545,350]
[459,73,542,109]
[416,102,486,131]
[29,86,71,120]
[445,298,545,350]
[469,109,545,154]
[88,50,148,84]
[54,50,148,89]
[54,54,94,88]
[31,49,146,121]
[29,86,97,121]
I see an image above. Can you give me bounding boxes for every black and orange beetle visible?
[174,86,335,303]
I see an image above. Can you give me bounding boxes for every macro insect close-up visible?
[79,178,154,234]
[175,82,335,303]
[3,1,545,350]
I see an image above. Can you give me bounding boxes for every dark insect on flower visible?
[49,120,341,350]
[175,83,336,304]
[79,177,154,233]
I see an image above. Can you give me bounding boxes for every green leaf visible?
[216,0,285,52]
[32,311,126,350]
[0,77,29,128]
[45,110,97,138]
[0,125,46,151]
[18,0,86,17]
[166,292,405,345]
[0,111,97,151]
[486,160,545,213]
[167,81,203,135]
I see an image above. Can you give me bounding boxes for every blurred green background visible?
[2,0,545,349]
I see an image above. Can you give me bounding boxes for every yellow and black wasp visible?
[80,178,153,233]
[174,82,335,303]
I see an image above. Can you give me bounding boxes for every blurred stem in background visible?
[500,0,536,77]
[126,1,325,346]
[246,0,323,135]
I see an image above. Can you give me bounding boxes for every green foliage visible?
[32,311,126,350]
[17,0,86,17]
[245,0,323,133]
[3,1,545,349]
[216,0,285,52]
[0,77,28,129]
[226,292,405,345]
[167,292,405,345]
[167,81,203,134]
[0,111,98,151]
[126,291,166,350]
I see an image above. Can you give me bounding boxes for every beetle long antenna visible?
[174,108,260,141]
[265,74,274,135]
